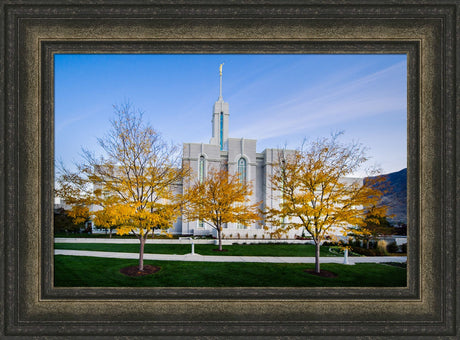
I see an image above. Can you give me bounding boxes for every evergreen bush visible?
[387,241,399,253]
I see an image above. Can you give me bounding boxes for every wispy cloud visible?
[55,105,108,134]
[232,61,406,141]
[56,114,90,133]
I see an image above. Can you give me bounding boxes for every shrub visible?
[350,246,379,256]
[323,241,340,247]
[350,239,361,247]
[387,241,399,253]
[253,234,257,239]
[401,243,407,253]
[368,240,377,249]
[377,240,388,255]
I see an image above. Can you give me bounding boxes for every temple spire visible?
[219,63,224,100]
[210,63,229,150]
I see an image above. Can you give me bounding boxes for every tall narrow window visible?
[238,157,247,184]
[237,157,248,230]
[280,160,286,203]
[198,155,205,229]
[280,159,286,227]
[199,155,205,183]
[220,112,223,150]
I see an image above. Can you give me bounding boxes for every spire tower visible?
[210,64,229,150]
[219,63,223,99]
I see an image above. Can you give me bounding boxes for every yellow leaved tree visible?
[349,204,394,249]
[182,168,261,251]
[266,133,388,273]
[55,170,93,232]
[56,103,187,271]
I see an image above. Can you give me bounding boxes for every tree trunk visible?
[138,235,146,271]
[109,228,112,238]
[315,241,321,273]
[217,227,222,251]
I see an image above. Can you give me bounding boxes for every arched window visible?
[280,159,286,227]
[220,112,224,150]
[199,155,205,183]
[280,159,286,202]
[198,155,206,228]
[238,157,247,184]
[237,157,248,230]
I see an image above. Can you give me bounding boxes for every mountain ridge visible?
[365,168,407,224]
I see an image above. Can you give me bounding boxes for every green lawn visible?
[54,233,184,239]
[54,242,339,257]
[54,255,406,287]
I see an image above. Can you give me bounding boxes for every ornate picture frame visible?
[1,1,458,337]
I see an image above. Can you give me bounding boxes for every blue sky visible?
[55,54,407,177]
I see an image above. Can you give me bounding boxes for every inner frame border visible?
[41,40,419,301]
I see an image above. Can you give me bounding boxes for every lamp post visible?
[343,248,349,264]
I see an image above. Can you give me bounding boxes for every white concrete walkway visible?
[54,238,313,245]
[54,249,407,264]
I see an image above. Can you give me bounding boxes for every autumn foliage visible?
[56,103,187,270]
[266,133,388,273]
[182,168,261,250]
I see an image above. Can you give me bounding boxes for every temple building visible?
[170,64,295,237]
